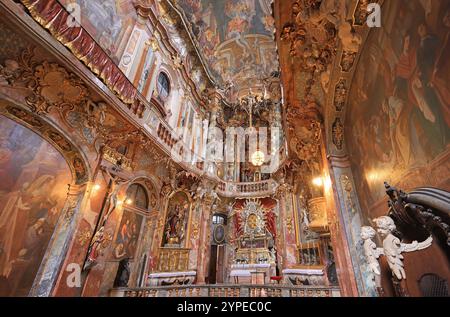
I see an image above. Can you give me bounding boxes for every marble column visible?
[196,196,214,284]
[29,183,88,297]
[276,187,297,269]
[326,154,377,297]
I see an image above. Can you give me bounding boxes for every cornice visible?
[134,0,214,111]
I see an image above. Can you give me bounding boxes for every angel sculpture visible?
[193,185,207,201]
[361,226,383,287]
[373,216,433,280]
[361,226,383,274]
[210,189,221,202]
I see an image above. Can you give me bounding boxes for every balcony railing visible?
[110,285,341,297]
[217,179,278,198]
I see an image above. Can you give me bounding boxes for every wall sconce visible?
[125,198,133,205]
[324,175,332,192]
[312,176,323,187]
[251,150,265,167]
[92,184,101,191]
[312,175,332,193]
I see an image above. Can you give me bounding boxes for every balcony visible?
[110,285,341,297]
[217,179,279,198]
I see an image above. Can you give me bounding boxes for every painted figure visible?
[84,226,105,270]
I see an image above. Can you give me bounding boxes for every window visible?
[156,72,170,100]
[126,183,149,210]
[212,214,226,225]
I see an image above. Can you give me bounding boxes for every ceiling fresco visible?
[172,0,279,100]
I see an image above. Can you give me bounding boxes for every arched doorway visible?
[208,213,227,284]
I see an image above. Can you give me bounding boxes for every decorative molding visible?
[331,117,344,150]
[0,101,89,184]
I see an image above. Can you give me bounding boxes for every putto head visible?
[373,216,396,236]
[360,226,376,240]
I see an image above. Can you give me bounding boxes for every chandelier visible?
[251,150,265,167]
[232,85,273,168]
[234,86,274,126]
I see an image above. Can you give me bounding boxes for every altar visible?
[228,200,278,284]
[230,263,274,284]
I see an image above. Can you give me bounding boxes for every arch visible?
[127,175,161,211]
[0,103,92,296]
[126,183,149,210]
[156,71,171,101]
[0,100,91,185]
[156,63,183,123]
[158,63,180,91]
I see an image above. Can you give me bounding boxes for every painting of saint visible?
[162,191,191,247]
[345,0,450,214]
[113,210,143,260]
[0,116,71,296]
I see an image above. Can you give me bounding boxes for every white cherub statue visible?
[374,216,432,280]
[361,226,383,284]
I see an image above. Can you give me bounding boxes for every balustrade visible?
[111,285,340,298]
[216,179,278,198]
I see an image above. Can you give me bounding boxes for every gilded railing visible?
[110,285,341,297]
[217,179,278,198]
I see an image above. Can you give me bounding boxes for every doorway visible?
[208,245,218,284]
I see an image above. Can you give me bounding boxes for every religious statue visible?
[83,226,105,271]
[101,167,131,225]
[164,204,187,245]
[165,207,178,244]
[360,226,383,288]
[269,247,277,264]
[360,216,433,295]
[373,216,432,281]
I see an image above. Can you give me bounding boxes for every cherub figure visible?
[374,216,406,280]
[0,59,20,85]
[374,216,432,280]
[361,226,383,286]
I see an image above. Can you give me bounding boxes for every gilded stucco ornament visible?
[333,78,348,112]
[0,47,134,150]
[331,117,344,150]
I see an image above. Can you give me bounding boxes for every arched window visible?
[126,183,149,210]
[156,72,170,100]
[212,214,226,245]
[212,214,226,225]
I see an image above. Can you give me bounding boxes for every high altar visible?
[230,200,277,284]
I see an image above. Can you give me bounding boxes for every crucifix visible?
[82,165,130,271]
